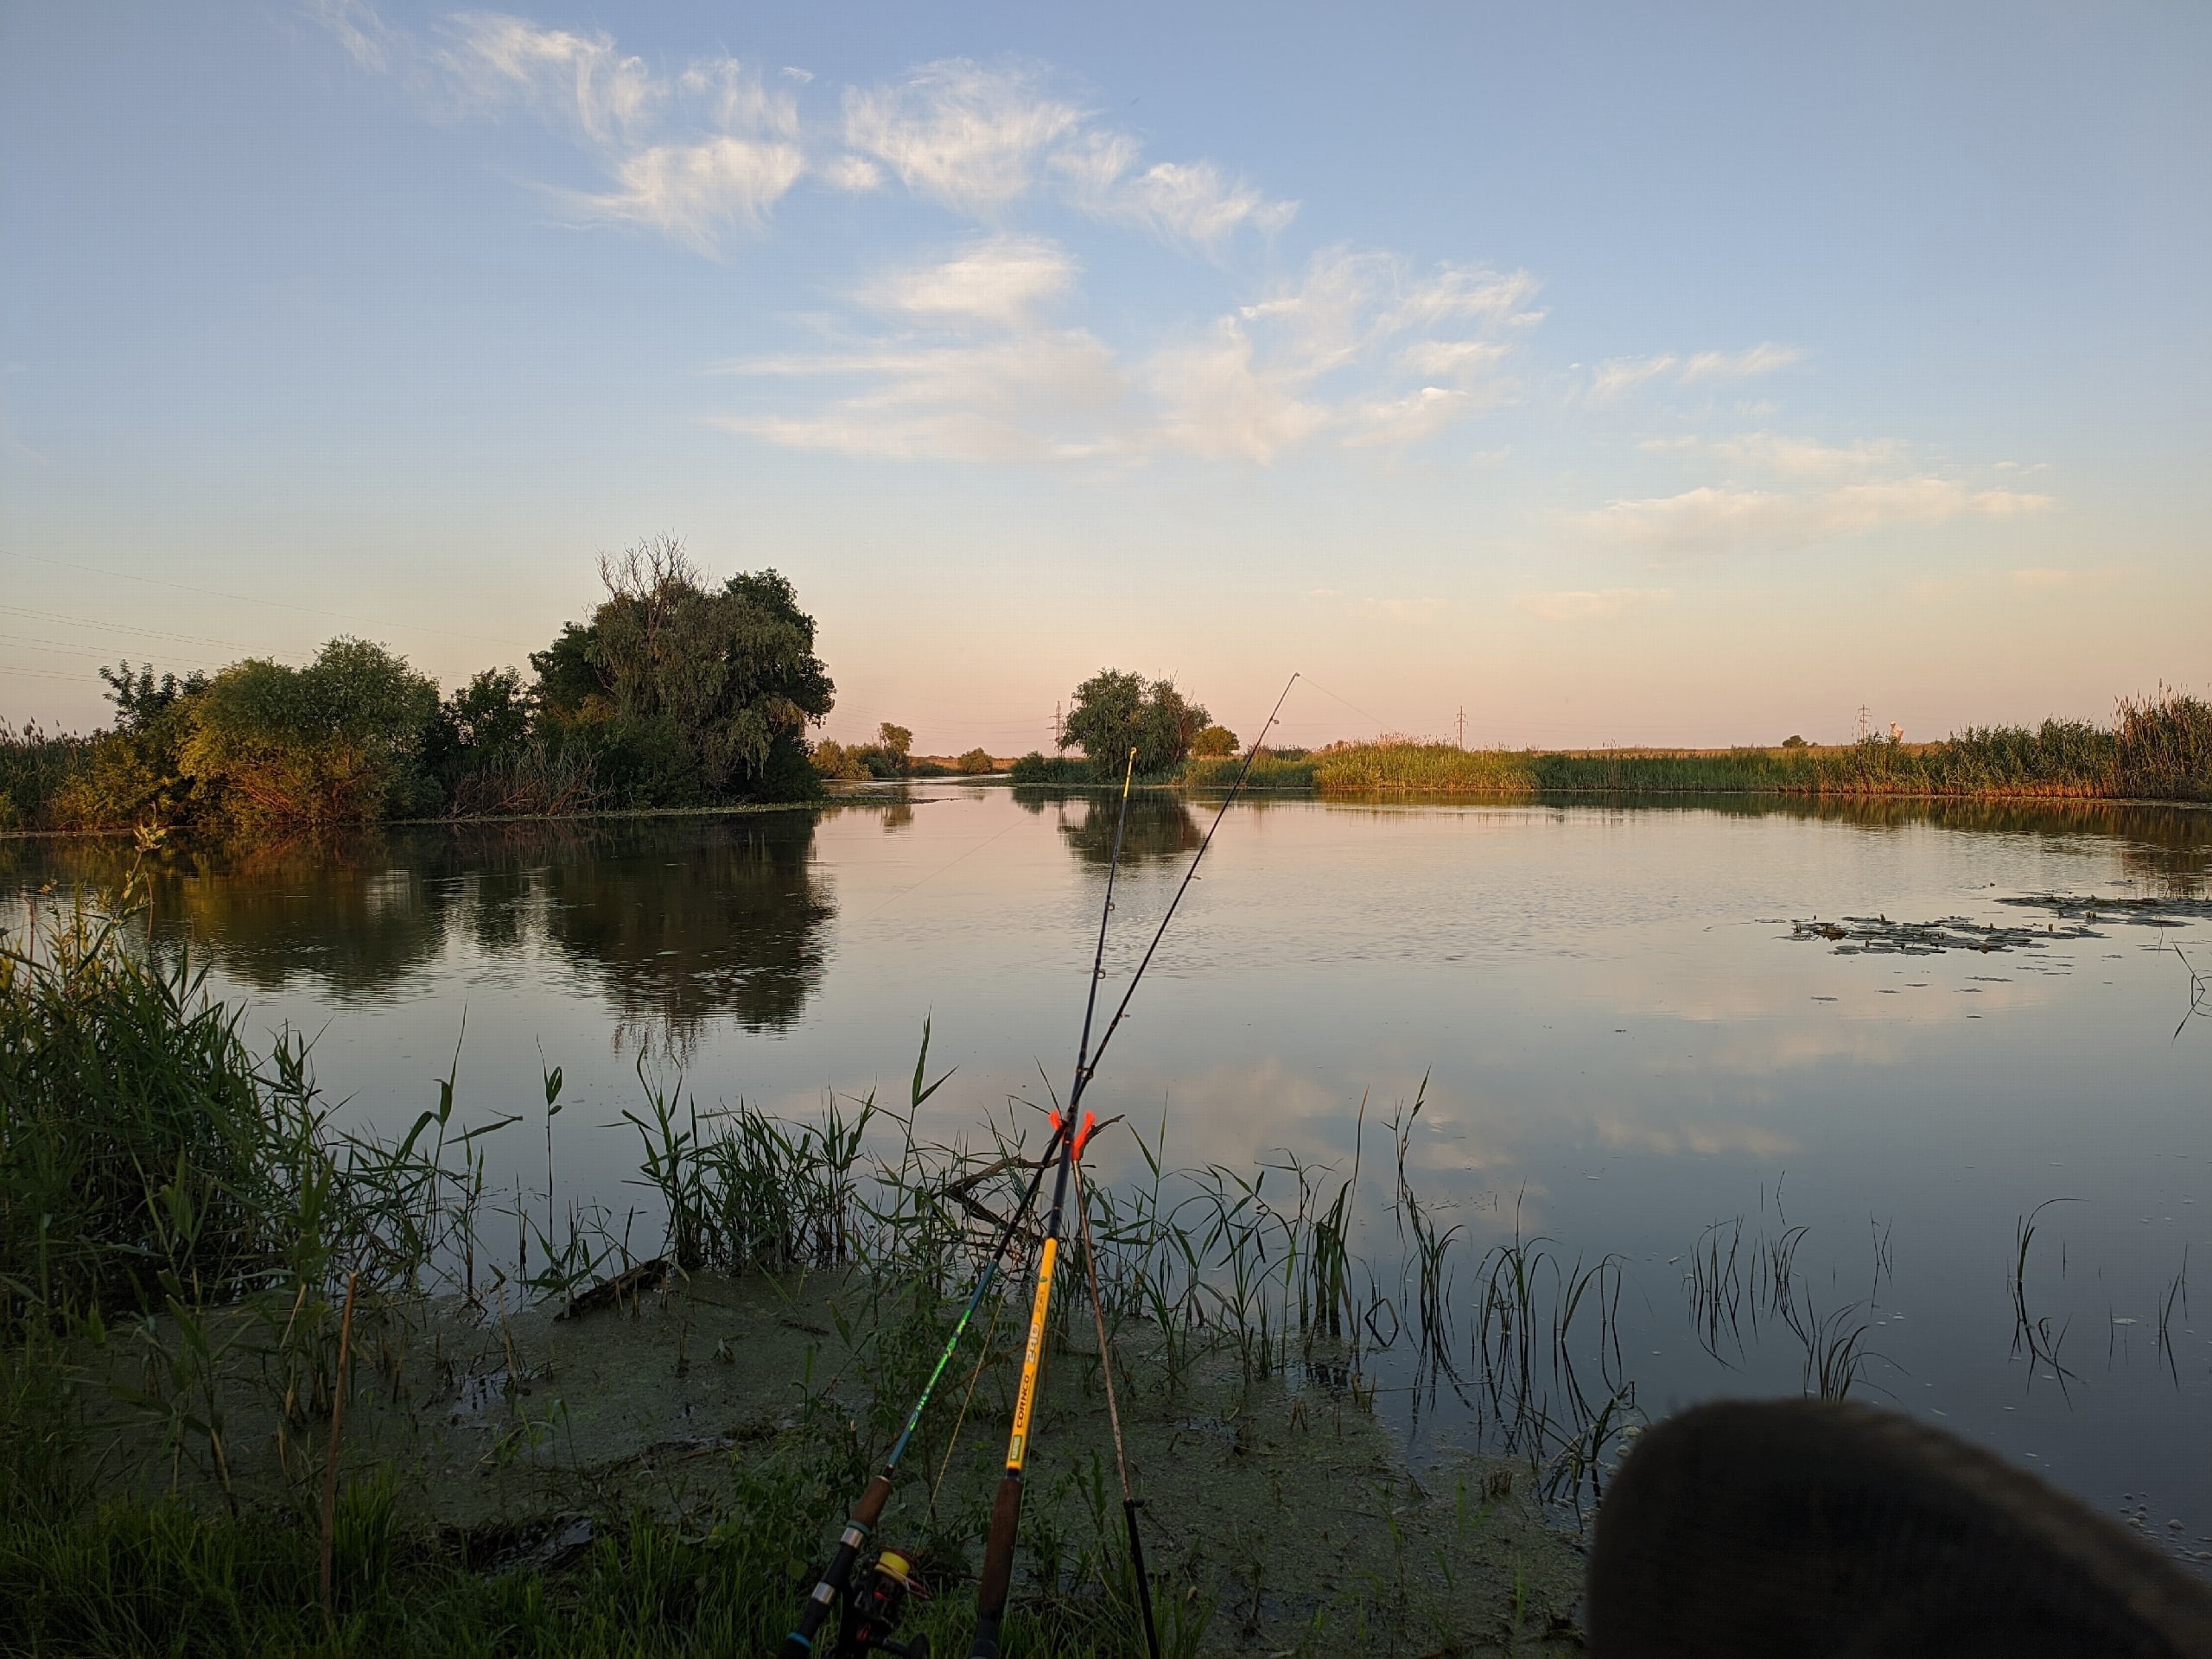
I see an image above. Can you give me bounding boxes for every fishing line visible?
[1291,671,1389,736]
[1081,671,1300,1085]
[928,1285,1009,1519]
[849,816,1020,925]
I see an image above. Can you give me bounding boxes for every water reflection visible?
[532,817,831,1052]
[1,813,842,1046]
[1014,787,1204,865]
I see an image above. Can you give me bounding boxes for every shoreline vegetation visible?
[1032,688,2212,804]
[7,575,2208,842]
[2,881,1594,1655]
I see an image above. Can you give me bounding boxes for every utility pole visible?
[1855,704,1871,743]
[1456,706,1466,749]
[1054,700,1063,747]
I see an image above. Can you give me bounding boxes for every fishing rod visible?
[779,746,1140,1659]
[970,678,1297,1657]
[777,1121,1066,1657]
[969,747,1137,1659]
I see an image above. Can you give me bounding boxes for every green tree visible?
[877,723,913,766]
[1191,723,1239,759]
[46,663,212,830]
[531,537,835,805]
[1060,669,1211,776]
[956,747,995,774]
[178,639,439,829]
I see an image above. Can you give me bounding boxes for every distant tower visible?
[1054,700,1062,747]
[1456,706,1467,749]
[1855,704,1872,743]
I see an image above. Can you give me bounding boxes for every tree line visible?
[0,539,836,834]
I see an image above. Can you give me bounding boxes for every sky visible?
[3,2,2208,753]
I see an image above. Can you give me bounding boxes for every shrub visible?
[1010,752,1094,785]
[1190,724,1238,759]
[178,639,439,830]
[956,747,995,775]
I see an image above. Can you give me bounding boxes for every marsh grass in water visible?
[3,886,1595,1655]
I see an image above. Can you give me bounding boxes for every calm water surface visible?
[9,789,2210,1552]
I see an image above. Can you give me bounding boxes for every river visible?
[8,786,2209,1560]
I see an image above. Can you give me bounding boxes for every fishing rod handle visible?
[779,1472,893,1656]
[968,1474,1025,1658]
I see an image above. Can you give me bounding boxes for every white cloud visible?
[309,0,396,72]
[1679,343,1804,381]
[842,58,1294,250]
[1515,588,1675,621]
[721,332,1130,462]
[728,239,1540,466]
[439,13,668,144]
[1589,354,1678,403]
[1586,479,2052,556]
[1588,343,1802,404]
[1651,431,1909,480]
[575,137,806,250]
[1058,149,1298,251]
[860,235,1078,329]
[842,60,1083,214]
[819,155,884,192]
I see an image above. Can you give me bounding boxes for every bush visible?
[1010,752,1094,785]
[179,639,439,830]
[1190,724,1238,759]
[956,747,995,775]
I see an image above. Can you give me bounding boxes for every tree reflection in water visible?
[1014,787,1204,866]
[4,814,839,1053]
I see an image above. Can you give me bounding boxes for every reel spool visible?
[834,1548,931,1658]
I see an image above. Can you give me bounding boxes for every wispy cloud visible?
[842,60,1083,216]
[720,237,1128,461]
[1642,431,1908,480]
[1147,247,1539,461]
[847,59,1295,251]
[859,234,1078,329]
[319,17,1300,263]
[1587,342,1802,404]
[727,241,1541,465]
[1514,587,1674,621]
[1586,478,2050,556]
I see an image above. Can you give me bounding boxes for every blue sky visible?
[3,2,2206,751]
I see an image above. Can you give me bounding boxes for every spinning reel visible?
[832,1548,930,1659]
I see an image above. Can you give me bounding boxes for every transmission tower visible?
[1456,705,1467,749]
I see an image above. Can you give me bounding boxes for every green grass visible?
[1289,692,2212,800]
[2,886,1595,1656]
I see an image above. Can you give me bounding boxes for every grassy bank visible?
[1295,690,2212,800]
[2,886,1599,1655]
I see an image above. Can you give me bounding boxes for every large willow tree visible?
[531,538,835,806]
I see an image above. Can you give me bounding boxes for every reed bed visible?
[1285,691,2212,801]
